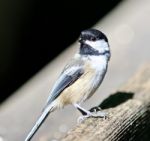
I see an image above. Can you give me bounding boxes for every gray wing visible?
[45,60,84,107]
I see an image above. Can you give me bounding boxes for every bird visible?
[25,29,111,141]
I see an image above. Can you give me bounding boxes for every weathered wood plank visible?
[61,65,150,141]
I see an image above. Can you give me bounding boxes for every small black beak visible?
[78,38,85,43]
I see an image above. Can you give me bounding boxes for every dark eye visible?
[91,37,96,41]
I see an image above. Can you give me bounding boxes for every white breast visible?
[90,55,108,91]
[89,55,108,71]
[80,55,108,101]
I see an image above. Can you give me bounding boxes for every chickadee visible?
[25,29,111,141]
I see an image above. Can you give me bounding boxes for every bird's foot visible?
[74,104,108,123]
[90,106,102,113]
[77,114,90,123]
[90,106,108,118]
[77,110,108,123]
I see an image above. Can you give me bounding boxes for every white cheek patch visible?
[85,40,109,53]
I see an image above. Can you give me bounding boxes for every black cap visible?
[79,29,108,43]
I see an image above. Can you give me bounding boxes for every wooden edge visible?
[60,65,150,141]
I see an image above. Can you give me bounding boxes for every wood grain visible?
[60,65,150,141]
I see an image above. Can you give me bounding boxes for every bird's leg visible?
[74,103,93,116]
[74,104,107,123]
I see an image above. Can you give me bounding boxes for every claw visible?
[90,106,102,113]
[91,111,108,119]
[77,115,87,123]
[74,104,108,123]
[77,111,108,123]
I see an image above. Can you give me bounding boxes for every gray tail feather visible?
[25,105,54,141]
